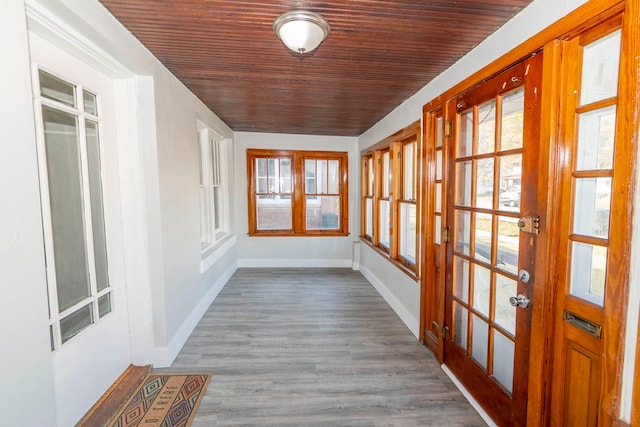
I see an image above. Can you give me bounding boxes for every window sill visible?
[248,231,349,237]
[360,236,420,282]
[200,233,236,273]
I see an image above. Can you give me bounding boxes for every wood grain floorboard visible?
[156,268,487,426]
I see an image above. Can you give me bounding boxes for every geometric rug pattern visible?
[110,374,211,427]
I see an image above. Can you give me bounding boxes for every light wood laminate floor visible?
[158,268,487,426]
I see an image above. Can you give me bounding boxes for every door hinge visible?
[442,227,451,243]
[445,121,453,137]
[518,216,540,235]
[442,325,449,340]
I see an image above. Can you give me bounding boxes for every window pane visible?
[458,110,473,158]
[453,302,468,351]
[60,304,93,344]
[492,330,515,393]
[400,203,416,263]
[455,210,471,256]
[573,177,611,238]
[367,157,374,196]
[435,182,442,213]
[280,158,292,193]
[256,158,267,193]
[213,187,222,230]
[499,154,522,212]
[456,161,472,206]
[474,213,492,263]
[476,158,494,209]
[86,120,109,292]
[256,195,292,230]
[497,216,519,274]
[580,30,621,105]
[473,264,491,317]
[477,100,496,154]
[83,90,97,115]
[471,315,489,370]
[435,215,442,245]
[42,106,90,312]
[379,200,390,248]
[98,293,111,318]
[495,274,517,335]
[199,187,210,248]
[365,198,373,237]
[318,160,328,194]
[39,70,75,107]
[501,88,524,151]
[436,150,443,181]
[454,256,470,304]
[382,151,390,197]
[328,160,339,194]
[436,116,443,148]
[570,242,607,306]
[305,159,316,194]
[577,106,616,171]
[267,158,279,193]
[306,196,340,230]
[404,143,414,200]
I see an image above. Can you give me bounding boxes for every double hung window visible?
[198,123,229,253]
[247,149,348,236]
[360,122,421,276]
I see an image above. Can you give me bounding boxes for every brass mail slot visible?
[563,310,602,339]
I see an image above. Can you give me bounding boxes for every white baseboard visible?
[237,258,352,268]
[359,264,420,338]
[152,260,238,367]
[441,365,497,427]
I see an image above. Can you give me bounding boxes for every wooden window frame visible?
[360,121,422,278]
[247,149,349,237]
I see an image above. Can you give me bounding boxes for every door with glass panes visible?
[30,33,131,426]
[444,53,543,426]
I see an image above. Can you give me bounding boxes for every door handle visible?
[509,294,531,308]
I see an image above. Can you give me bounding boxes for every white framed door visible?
[29,33,132,426]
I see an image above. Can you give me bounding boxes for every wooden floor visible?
[158,268,487,426]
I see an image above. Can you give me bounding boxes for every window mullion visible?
[293,154,304,233]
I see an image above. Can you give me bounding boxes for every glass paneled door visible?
[443,53,543,426]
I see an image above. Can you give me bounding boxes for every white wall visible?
[36,0,239,368]
[0,1,58,425]
[5,1,240,423]
[234,132,359,267]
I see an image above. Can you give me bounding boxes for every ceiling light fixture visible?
[273,10,330,54]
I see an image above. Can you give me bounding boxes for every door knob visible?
[518,269,531,283]
[509,294,531,308]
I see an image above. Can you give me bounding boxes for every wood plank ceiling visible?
[98,0,533,136]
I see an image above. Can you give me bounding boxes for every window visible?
[247,149,348,236]
[197,122,229,253]
[360,121,421,276]
[34,69,112,349]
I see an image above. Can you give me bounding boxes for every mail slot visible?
[563,310,602,339]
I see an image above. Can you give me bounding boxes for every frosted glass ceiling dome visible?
[273,11,330,54]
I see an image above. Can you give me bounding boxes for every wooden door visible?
[549,15,633,425]
[442,53,543,426]
[422,108,446,361]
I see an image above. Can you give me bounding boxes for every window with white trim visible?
[197,122,229,253]
[34,68,112,350]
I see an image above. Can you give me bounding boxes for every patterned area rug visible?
[110,374,211,427]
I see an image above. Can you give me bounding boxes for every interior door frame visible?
[419,0,638,424]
